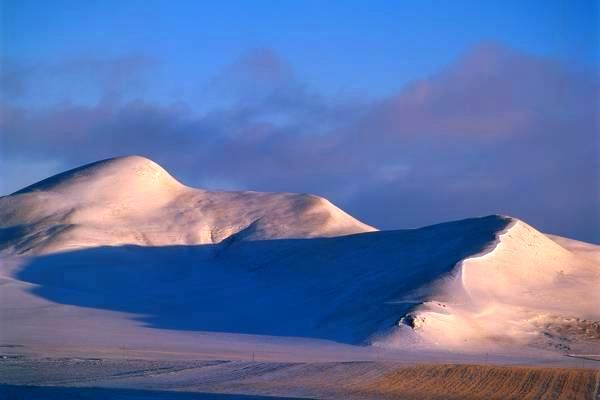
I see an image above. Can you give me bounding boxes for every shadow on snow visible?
[16,216,508,344]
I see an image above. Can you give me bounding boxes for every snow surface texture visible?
[0,156,598,359]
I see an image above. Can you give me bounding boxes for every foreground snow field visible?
[1,357,598,400]
[0,156,598,398]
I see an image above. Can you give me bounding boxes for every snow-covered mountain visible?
[0,156,598,359]
[1,156,374,254]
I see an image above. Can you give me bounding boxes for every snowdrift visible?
[0,156,598,357]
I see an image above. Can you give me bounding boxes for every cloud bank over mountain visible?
[1,43,598,241]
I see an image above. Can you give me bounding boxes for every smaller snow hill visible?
[375,220,600,355]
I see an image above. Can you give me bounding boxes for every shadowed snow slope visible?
[0,156,598,358]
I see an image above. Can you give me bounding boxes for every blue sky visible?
[1,0,599,241]
[3,0,597,100]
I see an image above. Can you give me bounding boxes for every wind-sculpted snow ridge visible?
[0,156,598,360]
[374,219,600,355]
[0,156,375,254]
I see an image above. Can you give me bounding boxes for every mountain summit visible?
[1,156,375,254]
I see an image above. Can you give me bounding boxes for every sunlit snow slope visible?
[0,156,597,357]
[1,156,374,254]
[376,220,600,354]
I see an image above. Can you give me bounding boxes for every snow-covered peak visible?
[1,156,375,254]
[13,155,185,202]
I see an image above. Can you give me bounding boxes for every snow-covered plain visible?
[0,155,598,369]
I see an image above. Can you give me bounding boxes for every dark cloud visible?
[1,44,598,242]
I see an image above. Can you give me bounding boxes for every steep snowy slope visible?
[0,156,597,359]
[377,220,600,354]
[0,156,374,254]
